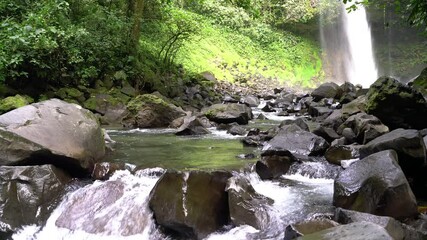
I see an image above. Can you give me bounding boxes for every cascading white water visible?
[342,3,378,87]
[320,1,378,87]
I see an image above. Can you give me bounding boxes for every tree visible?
[342,0,427,30]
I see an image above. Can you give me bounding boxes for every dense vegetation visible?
[0,0,327,100]
[0,0,426,101]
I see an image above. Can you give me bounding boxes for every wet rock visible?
[55,179,153,236]
[312,126,340,143]
[261,103,276,113]
[308,104,333,118]
[262,127,329,159]
[176,116,211,136]
[223,95,239,104]
[149,170,231,239]
[325,145,360,165]
[359,128,426,197]
[338,113,389,144]
[0,165,71,232]
[240,95,260,107]
[227,174,273,229]
[311,82,341,101]
[0,99,105,174]
[91,162,127,180]
[236,153,256,159]
[202,103,253,125]
[365,76,427,130]
[300,222,394,240]
[334,208,425,240]
[342,127,357,143]
[123,94,186,128]
[255,155,294,180]
[227,124,247,136]
[279,118,309,131]
[334,150,418,220]
[256,113,268,120]
[286,218,340,237]
[287,160,342,179]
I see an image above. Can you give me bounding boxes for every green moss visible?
[0,94,34,114]
[126,94,171,113]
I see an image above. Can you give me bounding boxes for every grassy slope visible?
[140,8,324,88]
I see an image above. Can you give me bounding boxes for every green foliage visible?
[342,0,427,31]
[0,0,132,89]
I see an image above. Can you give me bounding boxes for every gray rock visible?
[255,155,294,180]
[279,118,309,132]
[123,94,187,128]
[0,165,71,232]
[359,128,427,197]
[202,103,253,125]
[263,128,329,159]
[334,150,418,220]
[334,208,425,240]
[311,82,341,101]
[227,174,273,230]
[325,145,360,165]
[176,116,211,136]
[0,99,105,173]
[240,95,260,107]
[149,170,231,239]
[338,113,389,144]
[299,221,394,240]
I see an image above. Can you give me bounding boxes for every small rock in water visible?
[340,158,359,169]
[236,153,256,159]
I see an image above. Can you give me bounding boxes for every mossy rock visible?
[412,67,427,95]
[123,93,186,128]
[56,87,85,103]
[365,76,427,130]
[0,94,34,114]
[126,94,171,114]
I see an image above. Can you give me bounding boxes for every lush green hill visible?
[139,5,323,89]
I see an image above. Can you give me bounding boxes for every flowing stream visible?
[12,105,337,240]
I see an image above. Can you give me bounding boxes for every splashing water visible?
[320,1,378,87]
[342,3,378,87]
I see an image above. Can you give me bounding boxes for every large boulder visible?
[0,99,105,174]
[176,116,211,136]
[202,103,253,125]
[334,208,425,240]
[333,150,418,220]
[262,126,329,159]
[56,175,154,236]
[338,113,389,144]
[365,77,427,130]
[0,165,71,233]
[149,170,231,239]
[311,82,341,101]
[359,128,426,197]
[226,174,273,230]
[412,67,427,96]
[300,222,395,240]
[123,94,186,128]
[325,145,360,165]
[83,92,129,125]
[255,154,295,180]
[240,95,260,107]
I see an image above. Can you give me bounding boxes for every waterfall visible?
[320,1,378,87]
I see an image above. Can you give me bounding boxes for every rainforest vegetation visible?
[0,0,426,100]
